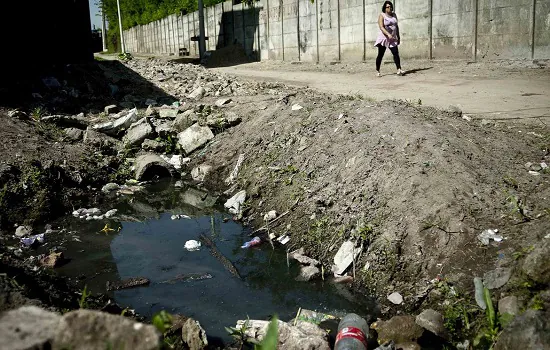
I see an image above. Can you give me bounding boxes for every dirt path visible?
[213,60,550,122]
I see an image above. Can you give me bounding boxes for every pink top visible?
[374,13,398,48]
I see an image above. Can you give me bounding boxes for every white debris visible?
[184,240,201,251]
[478,229,503,245]
[171,214,191,220]
[105,209,118,218]
[224,190,247,215]
[462,115,472,121]
[387,292,403,305]
[332,241,361,275]
[529,170,541,176]
[291,104,303,111]
[263,210,277,222]
[160,154,190,170]
[277,235,290,245]
[225,153,245,185]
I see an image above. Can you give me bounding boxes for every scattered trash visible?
[184,240,201,251]
[387,292,403,305]
[21,233,45,247]
[478,229,503,245]
[224,190,246,215]
[529,170,541,176]
[40,252,64,268]
[241,236,261,249]
[105,209,118,218]
[159,273,213,284]
[224,153,245,185]
[161,154,190,170]
[335,313,368,350]
[332,241,361,275]
[172,214,191,220]
[263,210,277,221]
[462,115,472,121]
[291,104,303,111]
[277,235,290,245]
[473,277,487,309]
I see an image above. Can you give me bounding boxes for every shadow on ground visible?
[0,60,177,115]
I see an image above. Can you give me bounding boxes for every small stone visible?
[225,111,242,126]
[181,318,208,350]
[415,309,446,338]
[15,225,32,237]
[102,183,120,193]
[174,180,183,188]
[64,128,84,141]
[215,98,232,106]
[372,316,424,344]
[188,87,206,100]
[104,105,119,114]
[295,265,321,281]
[388,292,404,305]
[40,252,64,268]
[498,296,519,316]
[483,267,512,289]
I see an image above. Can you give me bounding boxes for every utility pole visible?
[198,0,206,59]
[116,0,126,53]
[101,9,107,52]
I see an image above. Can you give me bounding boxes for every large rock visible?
[92,108,139,136]
[240,319,330,350]
[53,309,160,350]
[172,110,198,132]
[177,123,214,155]
[134,154,173,180]
[415,309,446,338]
[123,118,155,147]
[0,306,61,350]
[296,265,321,281]
[494,310,550,350]
[522,240,550,284]
[181,318,208,350]
[371,316,424,344]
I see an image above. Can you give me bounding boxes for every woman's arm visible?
[378,14,392,38]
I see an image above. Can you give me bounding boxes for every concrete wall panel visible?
[339,0,364,61]
[432,0,475,59]
[282,0,300,61]
[534,0,550,59]
[397,0,430,58]
[298,0,318,62]
[317,0,339,62]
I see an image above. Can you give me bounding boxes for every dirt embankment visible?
[0,56,549,348]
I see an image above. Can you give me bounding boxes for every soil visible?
[0,55,549,347]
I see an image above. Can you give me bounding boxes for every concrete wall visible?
[124,0,550,62]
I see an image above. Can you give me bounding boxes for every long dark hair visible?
[382,1,394,13]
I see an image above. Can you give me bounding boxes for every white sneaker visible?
[397,69,405,76]
[377,72,381,77]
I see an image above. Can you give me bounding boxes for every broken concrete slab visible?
[172,110,198,132]
[177,123,214,155]
[332,240,361,275]
[134,154,173,180]
[92,108,139,136]
[158,108,179,119]
[289,248,320,266]
[296,265,321,281]
[181,318,208,350]
[123,118,155,147]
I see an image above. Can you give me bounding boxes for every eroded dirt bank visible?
[0,56,549,349]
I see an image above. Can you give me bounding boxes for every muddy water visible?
[50,180,371,343]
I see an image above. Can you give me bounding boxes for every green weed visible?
[78,285,91,309]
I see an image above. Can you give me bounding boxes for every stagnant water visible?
[45,180,371,343]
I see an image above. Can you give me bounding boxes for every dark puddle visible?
[44,180,372,343]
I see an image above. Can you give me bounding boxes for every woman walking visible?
[374,1,404,76]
